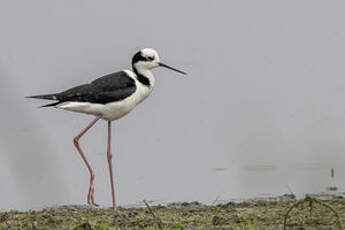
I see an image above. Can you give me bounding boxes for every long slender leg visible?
[107,121,116,211]
[73,115,102,206]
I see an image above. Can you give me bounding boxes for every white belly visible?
[56,80,152,121]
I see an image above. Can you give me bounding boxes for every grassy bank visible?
[1,194,344,229]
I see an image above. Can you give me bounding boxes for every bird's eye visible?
[147,56,154,61]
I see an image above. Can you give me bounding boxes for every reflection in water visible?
[293,162,328,170]
[245,164,276,172]
[212,168,228,172]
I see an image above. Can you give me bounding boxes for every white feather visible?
[56,70,154,121]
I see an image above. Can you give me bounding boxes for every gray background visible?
[1,0,345,210]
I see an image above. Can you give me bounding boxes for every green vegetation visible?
[0,194,344,229]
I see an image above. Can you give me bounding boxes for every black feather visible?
[26,71,137,104]
[40,101,61,108]
[26,94,58,100]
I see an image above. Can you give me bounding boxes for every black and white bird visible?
[27,48,186,211]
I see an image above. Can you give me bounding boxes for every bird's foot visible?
[87,201,99,207]
[87,186,99,207]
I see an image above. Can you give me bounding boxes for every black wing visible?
[27,71,137,105]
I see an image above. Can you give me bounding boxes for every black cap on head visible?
[132,51,146,65]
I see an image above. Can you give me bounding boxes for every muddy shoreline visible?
[1,194,345,229]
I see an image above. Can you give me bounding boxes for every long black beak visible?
[159,62,187,75]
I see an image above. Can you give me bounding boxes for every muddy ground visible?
[1,194,345,230]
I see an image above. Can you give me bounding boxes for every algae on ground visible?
[0,195,344,230]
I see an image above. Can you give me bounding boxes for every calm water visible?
[2,0,345,211]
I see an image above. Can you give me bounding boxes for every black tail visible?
[25,93,58,100]
[26,93,61,108]
[39,101,61,108]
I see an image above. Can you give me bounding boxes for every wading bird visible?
[27,48,186,211]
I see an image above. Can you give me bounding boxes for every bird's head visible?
[132,48,186,75]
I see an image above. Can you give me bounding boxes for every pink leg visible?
[107,121,117,211]
[73,115,102,206]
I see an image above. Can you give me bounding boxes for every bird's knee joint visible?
[108,152,113,160]
[73,137,79,146]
